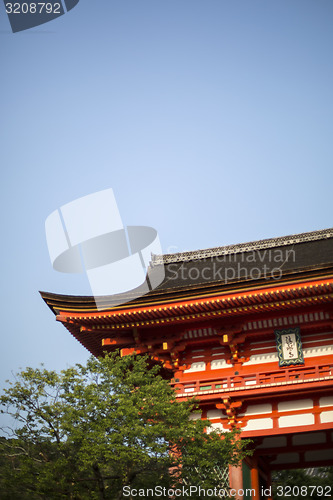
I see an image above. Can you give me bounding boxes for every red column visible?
[250,459,260,500]
[229,464,243,500]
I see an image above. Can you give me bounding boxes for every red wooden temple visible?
[41,228,333,499]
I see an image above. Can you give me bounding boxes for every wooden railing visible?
[173,363,333,396]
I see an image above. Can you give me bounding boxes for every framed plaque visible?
[274,327,304,367]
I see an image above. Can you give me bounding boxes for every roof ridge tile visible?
[152,228,333,265]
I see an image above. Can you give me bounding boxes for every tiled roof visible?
[40,228,333,312]
[152,228,333,265]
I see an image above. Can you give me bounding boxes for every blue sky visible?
[0,0,332,391]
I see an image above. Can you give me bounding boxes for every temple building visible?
[41,228,333,500]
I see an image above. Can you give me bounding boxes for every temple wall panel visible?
[320,396,333,407]
[207,409,223,419]
[278,399,313,412]
[305,449,333,462]
[183,361,206,373]
[278,413,315,427]
[257,436,287,448]
[242,418,274,431]
[320,411,333,423]
[211,359,228,369]
[199,393,333,438]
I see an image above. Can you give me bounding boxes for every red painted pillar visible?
[229,464,243,500]
[251,459,260,500]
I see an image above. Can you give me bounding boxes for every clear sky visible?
[0,0,332,391]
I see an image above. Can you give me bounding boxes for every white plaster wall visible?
[319,396,333,407]
[243,418,273,431]
[208,422,226,433]
[279,413,314,428]
[242,342,332,367]
[320,411,333,423]
[184,361,206,373]
[189,412,202,420]
[303,345,333,358]
[243,353,278,365]
[211,359,228,369]
[278,399,313,412]
[207,409,223,419]
[245,404,272,416]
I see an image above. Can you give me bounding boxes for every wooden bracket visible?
[216,398,243,430]
[219,329,249,365]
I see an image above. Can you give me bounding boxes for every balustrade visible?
[173,363,333,395]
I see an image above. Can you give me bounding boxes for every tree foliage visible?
[272,467,333,500]
[0,353,250,499]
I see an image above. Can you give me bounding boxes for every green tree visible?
[272,467,333,500]
[0,353,250,499]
